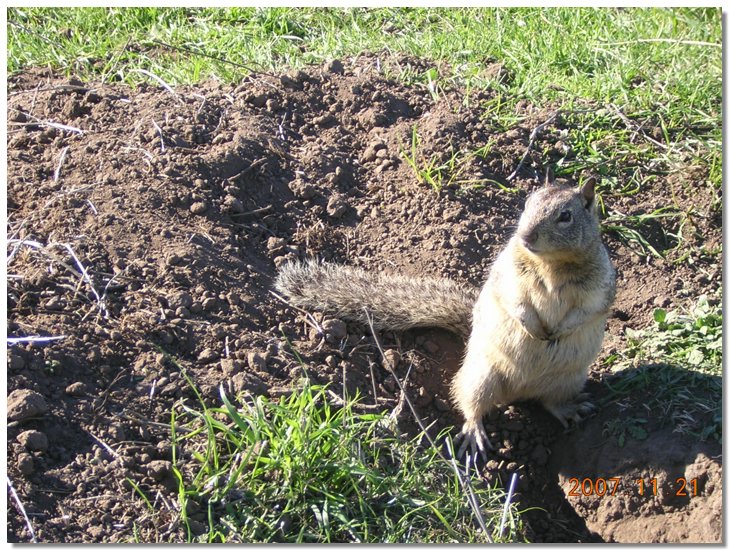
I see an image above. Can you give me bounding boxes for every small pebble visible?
[190,201,208,215]
[65,382,88,397]
[17,453,34,475]
[17,430,49,452]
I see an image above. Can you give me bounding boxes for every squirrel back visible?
[275,260,478,337]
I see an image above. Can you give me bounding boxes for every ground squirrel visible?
[275,176,616,460]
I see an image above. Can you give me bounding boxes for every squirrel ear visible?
[581,177,597,208]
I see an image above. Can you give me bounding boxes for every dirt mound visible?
[7,55,721,542]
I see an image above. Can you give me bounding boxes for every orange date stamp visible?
[566,477,701,497]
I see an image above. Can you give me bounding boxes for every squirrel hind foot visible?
[543,397,596,428]
[455,418,493,462]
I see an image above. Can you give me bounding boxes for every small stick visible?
[86,430,119,459]
[363,309,444,460]
[151,38,269,73]
[53,146,70,183]
[601,38,720,48]
[367,359,379,405]
[507,111,560,181]
[151,120,166,153]
[7,239,106,317]
[131,69,182,103]
[7,475,38,543]
[10,118,83,135]
[226,158,268,183]
[445,438,492,540]
[236,205,274,218]
[8,335,66,345]
[56,242,106,317]
[499,472,519,537]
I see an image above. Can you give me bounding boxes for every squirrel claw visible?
[455,419,493,463]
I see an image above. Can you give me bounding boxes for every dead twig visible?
[7,335,66,345]
[506,111,561,181]
[226,158,268,183]
[151,38,271,74]
[130,69,182,104]
[7,475,38,543]
[7,239,107,318]
[53,146,70,183]
[499,472,519,538]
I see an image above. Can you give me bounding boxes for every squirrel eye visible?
[557,210,572,223]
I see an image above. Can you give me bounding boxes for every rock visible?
[223,195,244,214]
[8,389,49,422]
[312,114,334,127]
[326,195,348,218]
[267,237,287,253]
[166,253,182,266]
[434,396,451,412]
[503,420,524,432]
[322,319,347,342]
[280,74,302,90]
[45,295,65,310]
[8,353,25,371]
[360,141,385,163]
[188,519,207,536]
[65,382,88,397]
[422,340,440,354]
[202,297,218,312]
[247,351,267,370]
[531,444,549,465]
[289,178,316,200]
[250,93,268,108]
[145,459,172,481]
[220,358,242,376]
[175,306,191,319]
[382,349,401,369]
[17,430,49,452]
[198,348,219,364]
[190,201,208,215]
[17,453,34,475]
[170,291,193,309]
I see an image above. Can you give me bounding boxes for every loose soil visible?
[6,54,722,543]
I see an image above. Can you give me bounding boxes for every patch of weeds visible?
[602,417,649,448]
[625,295,722,376]
[161,378,520,543]
[601,207,684,258]
[401,127,510,193]
[478,93,525,132]
[603,295,722,443]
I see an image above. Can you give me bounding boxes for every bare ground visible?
[6,54,722,542]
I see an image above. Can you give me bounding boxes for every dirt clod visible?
[17,430,49,452]
[6,55,720,543]
[8,389,49,422]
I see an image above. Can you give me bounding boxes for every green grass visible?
[7,8,721,110]
[140,374,519,543]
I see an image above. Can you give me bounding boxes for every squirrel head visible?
[516,175,600,260]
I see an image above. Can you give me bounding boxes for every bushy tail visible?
[274,260,478,337]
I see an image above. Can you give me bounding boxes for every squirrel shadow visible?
[546,362,721,541]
